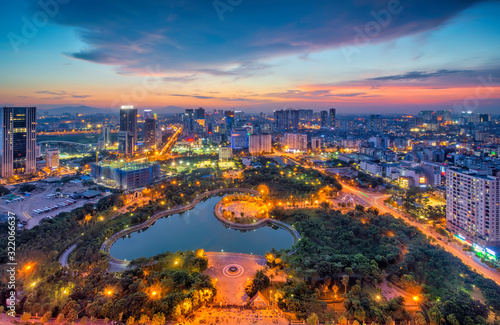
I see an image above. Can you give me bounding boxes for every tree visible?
[80,316,89,324]
[126,316,135,325]
[19,184,36,192]
[139,314,150,324]
[20,312,31,324]
[342,275,349,293]
[386,316,393,325]
[415,312,426,325]
[55,313,65,324]
[353,321,360,325]
[446,314,459,325]
[306,313,318,325]
[0,186,11,196]
[339,316,347,324]
[354,308,366,323]
[152,312,166,325]
[355,204,364,212]
[428,307,443,325]
[41,311,52,323]
[0,306,4,314]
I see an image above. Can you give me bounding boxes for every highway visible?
[276,152,500,286]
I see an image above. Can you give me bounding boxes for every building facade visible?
[446,169,500,247]
[119,105,137,154]
[283,133,307,152]
[144,115,157,150]
[45,148,59,169]
[219,147,233,161]
[249,134,272,155]
[0,107,37,177]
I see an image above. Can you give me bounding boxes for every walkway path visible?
[100,187,261,268]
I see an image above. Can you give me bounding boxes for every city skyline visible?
[1,0,499,113]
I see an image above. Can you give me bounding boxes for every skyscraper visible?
[119,105,137,155]
[143,109,153,120]
[144,114,157,150]
[320,110,328,128]
[1,107,37,177]
[446,169,500,247]
[102,126,111,148]
[329,108,336,127]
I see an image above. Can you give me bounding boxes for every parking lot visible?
[0,181,99,229]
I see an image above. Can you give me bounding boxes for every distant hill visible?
[42,105,188,116]
[43,106,112,116]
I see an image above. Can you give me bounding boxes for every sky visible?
[1,0,499,114]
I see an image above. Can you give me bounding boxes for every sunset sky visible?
[1,0,499,113]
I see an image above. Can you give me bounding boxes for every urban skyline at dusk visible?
[2,1,500,325]
[1,0,499,113]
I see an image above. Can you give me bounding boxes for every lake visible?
[110,195,294,260]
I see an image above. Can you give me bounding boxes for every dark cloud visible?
[263,89,366,99]
[34,90,91,99]
[368,69,472,81]
[28,0,487,77]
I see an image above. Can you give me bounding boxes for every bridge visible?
[38,141,95,147]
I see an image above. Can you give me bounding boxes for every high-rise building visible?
[368,115,384,133]
[311,137,322,151]
[274,109,299,131]
[446,169,500,247]
[329,108,336,127]
[102,126,111,148]
[45,148,59,169]
[283,133,308,152]
[143,109,153,120]
[341,120,356,131]
[119,105,137,154]
[1,107,37,177]
[144,114,157,150]
[320,110,328,128]
[117,131,135,156]
[224,110,234,131]
[195,107,205,120]
[249,134,272,155]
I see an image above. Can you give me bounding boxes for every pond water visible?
[110,195,294,260]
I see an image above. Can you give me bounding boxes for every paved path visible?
[204,252,266,305]
[100,187,260,268]
[58,244,76,267]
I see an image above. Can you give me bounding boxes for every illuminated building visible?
[119,105,137,155]
[45,148,59,169]
[0,107,37,177]
[219,147,233,161]
[144,114,157,150]
[249,134,272,154]
[446,169,500,247]
[91,161,160,190]
[283,133,307,152]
